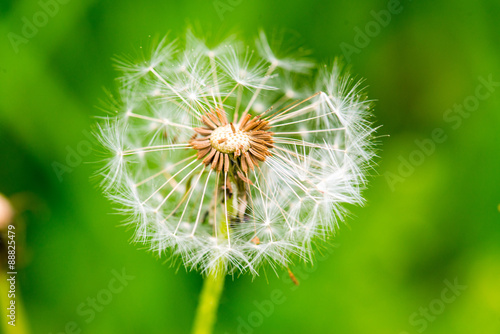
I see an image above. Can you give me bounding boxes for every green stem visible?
[191,173,236,334]
[191,269,226,334]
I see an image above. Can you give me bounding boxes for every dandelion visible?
[96,30,378,334]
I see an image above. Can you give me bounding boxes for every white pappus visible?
[95,30,378,276]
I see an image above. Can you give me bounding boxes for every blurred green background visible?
[0,0,499,333]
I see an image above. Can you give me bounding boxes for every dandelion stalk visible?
[192,177,235,334]
[191,265,226,334]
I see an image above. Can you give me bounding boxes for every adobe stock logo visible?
[340,0,409,62]
[7,0,72,54]
[47,268,135,334]
[227,247,336,334]
[385,75,499,192]
[400,278,467,334]
[52,129,95,183]
[213,0,243,21]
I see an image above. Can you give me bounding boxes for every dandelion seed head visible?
[209,125,251,154]
[96,31,378,275]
